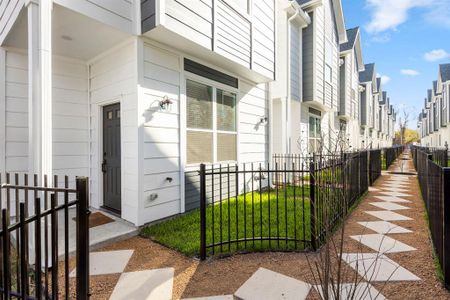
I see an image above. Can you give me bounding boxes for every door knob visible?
[102,160,107,173]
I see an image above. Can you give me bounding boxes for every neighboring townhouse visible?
[419,64,450,147]
[0,0,276,226]
[271,0,311,155]
[378,91,389,147]
[300,0,348,153]
[358,63,378,149]
[339,27,364,150]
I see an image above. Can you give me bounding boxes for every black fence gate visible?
[0,174,90,299]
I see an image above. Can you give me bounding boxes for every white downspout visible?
[286,2,300,153]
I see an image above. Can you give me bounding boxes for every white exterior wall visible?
[136,39,269,225]
[89,40,139,224]
[4,50,28,173]
[161,0,275,79]
[3,49,90,182]
[138,41,182,225]
[271,2,308,155]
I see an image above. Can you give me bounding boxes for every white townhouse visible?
[419,64,450,147]
[0,0,276,226]
[378,91,389,147]
[338,27,364,150]
[271,0,310,155]
[299,0,348,153]
[358,63,379,149]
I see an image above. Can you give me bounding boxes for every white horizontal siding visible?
[239,80,268,164]
[252,0,275,78]
[165,0,213,49]
[89,41,138,224]
[52,57,89,186]
[3,51,90,181]
[215,1,251,67]
[139,43,181,224]
[5,51,28,173]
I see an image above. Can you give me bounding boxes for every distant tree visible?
[394,128,419,145]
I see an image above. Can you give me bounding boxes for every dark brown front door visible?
[102,103,121,213]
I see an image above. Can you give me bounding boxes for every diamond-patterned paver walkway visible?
[235,268,311,300]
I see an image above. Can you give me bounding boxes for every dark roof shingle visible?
[440,64,450,82]
[340,27,359,52]
[359,63,375,83]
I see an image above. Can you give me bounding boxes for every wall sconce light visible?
[159,96,173,110]
[259,116,268,124]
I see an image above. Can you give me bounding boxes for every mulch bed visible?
[68,154,450,299]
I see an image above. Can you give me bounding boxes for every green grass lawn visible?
[141,186,312,257]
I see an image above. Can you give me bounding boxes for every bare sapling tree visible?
[397,106,411,173]
[304,123,399,300]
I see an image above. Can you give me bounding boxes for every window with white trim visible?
[186,79,237,164]
[309,115,321,153]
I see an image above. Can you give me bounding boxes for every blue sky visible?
[341,0,450,128]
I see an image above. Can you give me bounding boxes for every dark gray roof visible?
[359,63,375,83]
[440,64,450,82]
[376,77,382,91]
[340,27,359,52]
[380,91,387,104]
[433,80,439,95]
[427,89,432,102]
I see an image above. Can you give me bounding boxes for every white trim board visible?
[0,48,5,173]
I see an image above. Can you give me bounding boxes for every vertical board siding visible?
[165,0,213,49]
[252,0,275,79]
[0,0,23,44]
[215,1,251,67]
[54,0,134,33]
[140,43,182,222]
[89,42,139,223]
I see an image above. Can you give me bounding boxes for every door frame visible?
[101,102,122,214]
[93,97,123,214]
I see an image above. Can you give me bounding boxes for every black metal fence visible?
[384,146,404,170]
[369,149,382,185]
[0,173,90,299]
[412,147,450,289]
[198,148,396,259]
[412,146,448,168]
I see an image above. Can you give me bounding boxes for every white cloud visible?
[401,69,420,76]
[424,49,450,62]
[377,73,391,85]
[365,0,432,34]
[424,0,450,28]
[371,33,391,43]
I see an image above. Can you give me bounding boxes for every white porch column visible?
[27,0,52,178]
[0,48,6,173]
